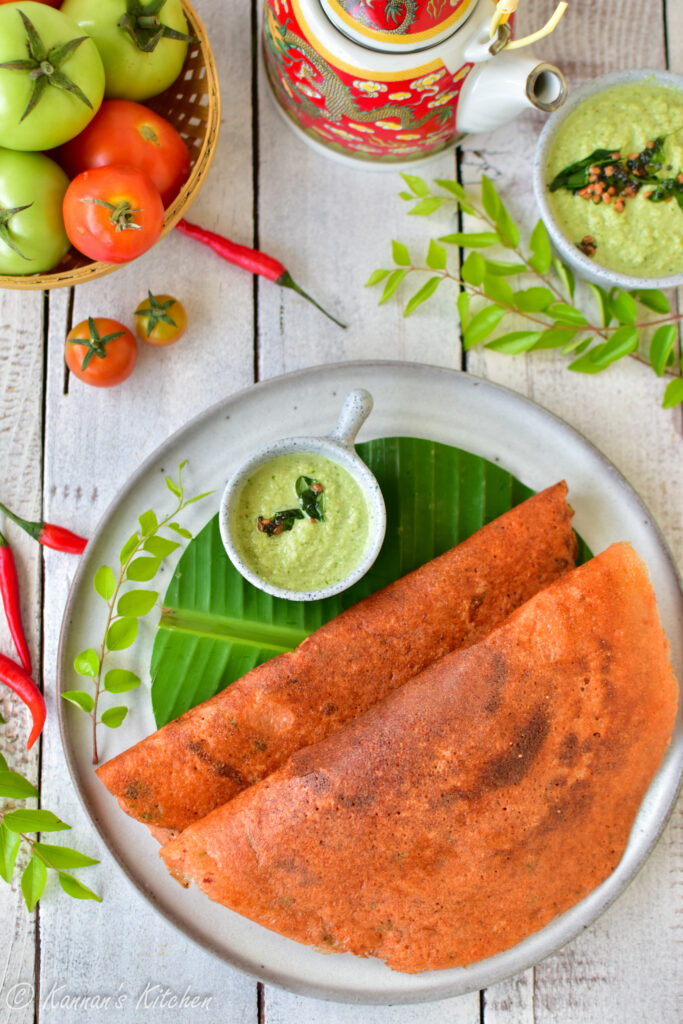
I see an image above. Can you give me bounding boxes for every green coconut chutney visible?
[547,81,683,277]
[231,452,371,592]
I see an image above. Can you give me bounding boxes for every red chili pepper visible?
[0,531,31,676]
[37,523,88,554]
[0,502,87,554]
[0,652,45,750]
[175,218,346,328]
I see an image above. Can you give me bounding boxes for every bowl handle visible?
[329,389,374,449]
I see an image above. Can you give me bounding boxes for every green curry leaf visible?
[662,377,683,408]
[649,325,678,377]
[404,276,442,315]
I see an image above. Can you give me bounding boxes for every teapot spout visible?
[457,52,567,135]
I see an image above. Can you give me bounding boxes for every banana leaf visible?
[151,437,589,727]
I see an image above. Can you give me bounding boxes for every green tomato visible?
[0,2,105,151]
[0,148,70,275]
[61,0,191,101]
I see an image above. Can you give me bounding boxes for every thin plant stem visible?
[421,188,683,375]
[465,199,570,305]
[405,262,681,379]
[90,494,186,765]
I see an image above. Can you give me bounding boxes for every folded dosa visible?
[97,482,577,838]
[161,543,678,973]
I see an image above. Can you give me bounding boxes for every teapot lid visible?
[320,0,478,52]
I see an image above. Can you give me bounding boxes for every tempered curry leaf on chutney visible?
[257,509,304,537]
[549,149,616,192]
[647,178,683,211]
[295,476,325,522]
[550,137,678,207]
[258,477,326,538]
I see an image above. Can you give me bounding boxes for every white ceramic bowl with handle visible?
[219,388,386,602]
[533,68,683,290]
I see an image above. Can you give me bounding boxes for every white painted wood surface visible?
[0,291,43,1024]
[0,1,681,1022]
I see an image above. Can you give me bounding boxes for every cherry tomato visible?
[65,317,137,388]
[58,100,191,207]
[62,165,164,264]
[134,291,187,346]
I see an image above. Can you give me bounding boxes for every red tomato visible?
[58,100,191,207]
[63,165,164,263]
[65,317,137,388]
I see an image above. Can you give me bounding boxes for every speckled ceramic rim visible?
[533,68,683,290]
[218,392,387,601]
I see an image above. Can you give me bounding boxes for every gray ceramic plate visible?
[58,362,683,1005]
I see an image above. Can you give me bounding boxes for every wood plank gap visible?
[455,144,467,373]
[672,284,683,439]
[251,0,261,384]
[62,287,74,397]
[663,0,683,437]
[479,987,485,1023]
[256,981,265,1024]
[33,883,41,1024]
[662,0,670,67]
[39,291,49,520]
[35,288,48,1024]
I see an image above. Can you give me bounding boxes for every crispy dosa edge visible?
[96,481,577,836]
[160,542,678,973]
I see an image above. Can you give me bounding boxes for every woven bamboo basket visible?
[0,0,221,291]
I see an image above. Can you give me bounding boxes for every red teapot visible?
[263,0,567,164]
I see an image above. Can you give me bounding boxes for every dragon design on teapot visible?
[264,2,468,160]
[262,0,567,164]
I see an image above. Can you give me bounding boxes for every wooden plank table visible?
[1,1,681,1021]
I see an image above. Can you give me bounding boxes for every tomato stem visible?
[135,291,177,332]
[81,198,143,232]
[118,0,197,53]
[0,203,33,262]
[0,11,93,122]
[76,318,126,371]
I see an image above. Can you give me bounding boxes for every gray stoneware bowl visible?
[533,68,683,290]
[219,388,386,602]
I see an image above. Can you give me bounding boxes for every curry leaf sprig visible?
[64,461,212,765]
[365,174,683,410]
[0,750,100,910]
